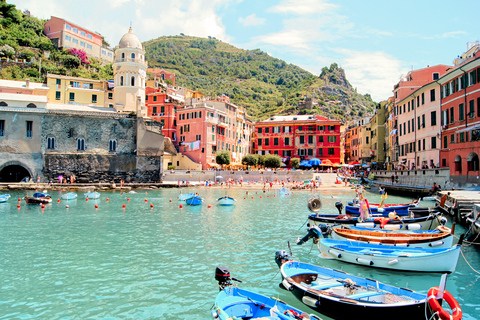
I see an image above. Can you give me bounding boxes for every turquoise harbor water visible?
[0,188,479,319]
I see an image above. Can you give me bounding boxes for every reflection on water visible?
[0,188,478,319]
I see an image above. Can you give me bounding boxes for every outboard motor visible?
[335,202,344,215]
[215,266,242,290]
[275,250,291,268]
[297,224,330,245]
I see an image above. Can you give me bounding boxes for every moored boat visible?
[330,225,455,248]
[318,238,462,273]
[185,194,203,206]
[24,192,52,204]
[0,194,11,203]
[212,266,322,320]
[61,192,78,200]
[84,191,100,199]
[276,187,292,196]
[275,250,462,320]
[217,196,236,206]
[345,200,419,216]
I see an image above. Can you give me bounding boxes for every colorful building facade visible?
[253,115,341,166]
[439,46,480,184]
[44,16,113,64]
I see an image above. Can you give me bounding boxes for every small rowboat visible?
[84,191,100,199]
[308,207,446,231]
[24,192,52,204]
[0,194,11,203]
[61,192,77,200]
[212,266,321,320]
[345,201,419,216]
[318,238,462,273]
[330,225,455,248]
[185,194,203,206]
[217,196,236,206]
[275,251,461,320]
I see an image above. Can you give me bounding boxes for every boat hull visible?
[331,226,454,248]
[318,239,460,273]
[0,194,10,203]
[178,193,195,201]
[217,196,236,206]
[213,287,318,320]
[185,195,203,206]
[24,197,51,204]
[61,193,77,200]
[278,260,429,320]
[84,192,100,199]
[345,203,415,216]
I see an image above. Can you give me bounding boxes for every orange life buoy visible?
[427,287,462,320]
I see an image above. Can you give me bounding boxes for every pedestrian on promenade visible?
[391,174,395,184]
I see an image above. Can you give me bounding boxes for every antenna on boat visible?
[287,241,292,256]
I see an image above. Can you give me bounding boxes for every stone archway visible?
[0,161,33,182]
[467,152,479,171]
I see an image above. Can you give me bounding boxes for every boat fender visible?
[406,224,421,230]
[388,259,399,265]
[383,224,401,230]
[211,310,219,318]
[440,217,447,225]
[328,249,342,258]
[281,279,293,291]
[356,258,374,266]
[429,241,444,247]
[356,222,375,228]
[427,287,462,320]
[302,295,319,307]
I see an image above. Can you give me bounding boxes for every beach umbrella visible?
[299,160,312,167]
[348,161,361,165]
[309,158,322,166]
[361,164,370,168]
[216,176,224,180]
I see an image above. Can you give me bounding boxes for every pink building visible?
[148,68,176,86]
[44,16,113,63]
[145,86,183,141]
[393,65,451,168]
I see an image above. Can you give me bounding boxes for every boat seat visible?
[302,281,344,290]
[347,291,385,300]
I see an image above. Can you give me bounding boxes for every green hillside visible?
[144,35,377,120]
[0,0,376,121]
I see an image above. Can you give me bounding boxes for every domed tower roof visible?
[118,27,143,50]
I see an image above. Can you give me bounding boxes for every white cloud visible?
[337,49,407,101]
[270,0,336,15]
[238,14,265,26]
[441,31,467,38]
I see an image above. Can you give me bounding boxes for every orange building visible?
[44,16,113,64]
[145,86,183,141]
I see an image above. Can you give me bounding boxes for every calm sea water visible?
[0,188,478,320]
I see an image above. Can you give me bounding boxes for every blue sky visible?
[10,0,480,101]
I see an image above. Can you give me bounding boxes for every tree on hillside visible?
[216,151,231,166]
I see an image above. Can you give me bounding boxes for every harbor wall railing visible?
[370,168,451,190]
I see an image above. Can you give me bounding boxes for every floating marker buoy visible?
[95,204,98,208]
[106,198,109,202]
[267,195,269,197]
[18,198,21,202]
[244,197,246,199]
[145,199,148,202]
[86,198,89,202]
[274,195,276,197]
[179,204,183,208]
[251,196,254,199]
[260,196,262,198]
[169,199,172,202]
[122,204,126,208]
[127,198,130,201]
[66,205,69,208]
[17,204,21,208]
[208,204,211,208]
[150,203,154,208]
[41,204,45,209]
[57,199,61,203]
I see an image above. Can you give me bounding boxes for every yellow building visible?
[370,102,386,166]
[46,74,112,107]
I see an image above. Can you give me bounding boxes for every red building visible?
[148,68,176,86]
[145,86,183,141]
[439,43,480,185]
[253,115,341,166]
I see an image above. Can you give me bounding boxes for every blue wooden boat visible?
[178,192,195,201]
[345,202,418,216]
[61,192,77,200]
[185,194,203,206]
[275,251,459,320]
[0,194,11,203]
[212,266,321,320]
[318,238,462,273]
[84,191,100,199]
[276,187,291,196]
[217,196,236,206]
